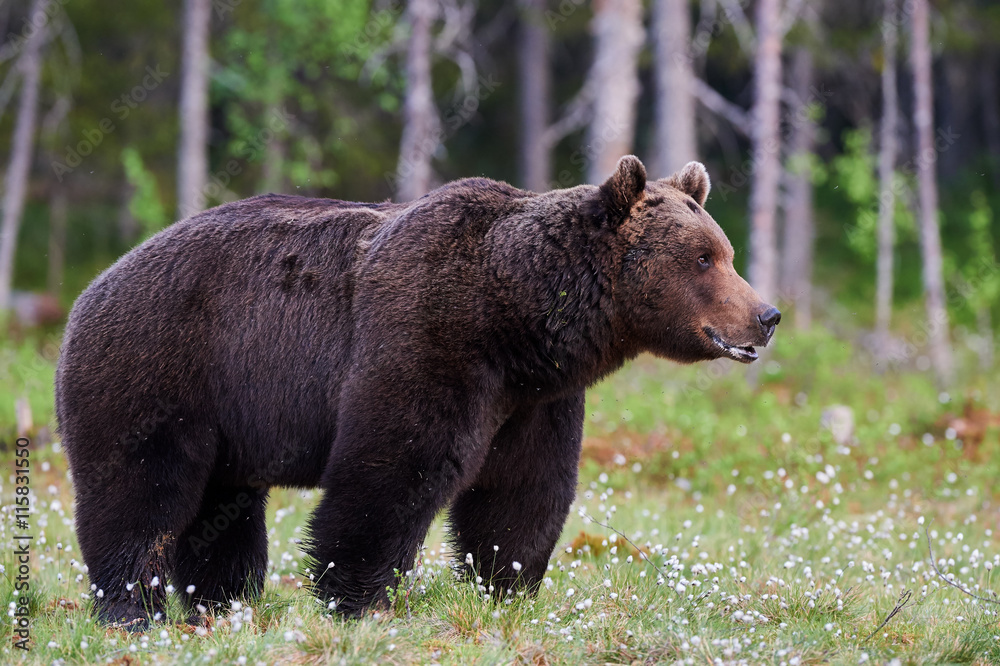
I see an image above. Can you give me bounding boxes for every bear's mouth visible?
[705,329,758,363]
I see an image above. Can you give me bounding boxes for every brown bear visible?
[55,155,779,628]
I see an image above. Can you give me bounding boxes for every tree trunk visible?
[396,0,439,202]
[780,44,815,330]
[518,0,551,192]
[586,0,644,184]
[910,0,953,385]
[176,0,211,219]
[746,0,782,304]
[0,0,46,314]
[47,185,67,295]
[875,0,899,364]
[653,0,697,178]
[981,52,1000,190]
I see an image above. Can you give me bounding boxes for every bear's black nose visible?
[758,307,781,342]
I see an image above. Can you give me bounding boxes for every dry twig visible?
[582,512,667,581]
[862,588,912,643]
[924,526,1000,605]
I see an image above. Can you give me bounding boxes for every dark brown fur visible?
[55,156,778,627]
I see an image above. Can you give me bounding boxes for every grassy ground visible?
[1,329,1000,665]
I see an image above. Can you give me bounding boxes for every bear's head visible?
[600,155,780,364]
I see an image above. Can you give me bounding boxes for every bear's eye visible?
[697,254,711,270]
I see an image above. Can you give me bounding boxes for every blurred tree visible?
[874,0,899,363]
[780,6,821,330]
[747,0,782,304]
[42,97,72,294]
[982,55,1000,189]
[0,0,47,314]
[517,0,551,191]
[396,0,439,200]
[653,0,697,178]
[585,0,643,183]
[176,0,211,219]
[909,0,952,385]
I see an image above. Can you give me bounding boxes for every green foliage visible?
[946,191,1000,323]
[121,147,168,239]
[214,0,393,197]
[0,336,58,441]
[832,128,915,261]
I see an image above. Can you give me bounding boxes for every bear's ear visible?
[665,161,711,207]
[599,155,647,226]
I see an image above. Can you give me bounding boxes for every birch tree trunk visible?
[910,0,953,385]
[875,0,899,363]
[177,0,211,219]
[0,0,46,314]
[653,0,697,178]
[586,0,644,184]
[518,0,551,191]
[396,0,439,201]
[780,44,815,330]
[747,0,782,304]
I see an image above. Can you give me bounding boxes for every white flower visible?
[512,561,522,572]
[186,585,196,594]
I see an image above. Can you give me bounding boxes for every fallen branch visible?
[925,526,1000,605]
[862,588,912,643]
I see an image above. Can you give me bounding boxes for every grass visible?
[1,327,999,664]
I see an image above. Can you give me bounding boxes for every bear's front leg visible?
[305,372,492,616]
[449,391,585,596]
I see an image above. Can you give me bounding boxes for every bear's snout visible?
[757,306,781,344]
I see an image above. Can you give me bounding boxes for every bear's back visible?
[56,194,397,465]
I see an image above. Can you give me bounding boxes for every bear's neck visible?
[483,202,639,399]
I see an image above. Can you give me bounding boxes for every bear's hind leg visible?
[171,485,269,617]
[449,392,585,596]
[72,433,213,630]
